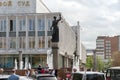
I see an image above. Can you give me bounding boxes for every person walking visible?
[8,69,19,80]
[37,64,42,74]
[44,64,49,73]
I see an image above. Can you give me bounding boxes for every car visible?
[0,75,9,80]
[33,74,57,80]
[0,77,8,80]
[0,75,33,80]
[71,71,106,80]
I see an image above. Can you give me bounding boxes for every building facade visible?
[96,36,120,60]
[0,0,76,69]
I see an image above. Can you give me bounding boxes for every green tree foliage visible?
[86,56,105,71]
[96,56,104,71]
[112,51,120,66]
[86,56,93,70]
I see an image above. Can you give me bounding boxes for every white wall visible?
[36,0,50,13]
[0,0,49,14]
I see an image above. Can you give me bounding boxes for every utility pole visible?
[93,50,97,71]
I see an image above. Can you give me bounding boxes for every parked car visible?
[0,75,33,80]
[33,74,57,80]
[0,77,8,80]
[0,75,9,80]
[71,71,106,80]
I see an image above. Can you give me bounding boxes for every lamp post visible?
[19,50,23,70]
[93,50,96,71]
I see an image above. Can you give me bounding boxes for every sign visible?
[0,0,30,7]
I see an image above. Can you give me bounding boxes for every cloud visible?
[43,0,120,49]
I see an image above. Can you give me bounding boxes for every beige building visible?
[96,35,120,62]
[0,0,76,69]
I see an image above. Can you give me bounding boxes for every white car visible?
[71,71,106,80]
[0,75,33,80]
[32,74,57,80]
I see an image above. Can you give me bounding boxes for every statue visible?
[50,14,61,42]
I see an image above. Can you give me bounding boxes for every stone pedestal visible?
[52,42,59,69]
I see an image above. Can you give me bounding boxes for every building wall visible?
[96,36,120,60]
[0,0,50,14]
[0,0,76,69]
[59,20,76,57]
[0,13,76,69]
[36,0,50,13]
[0,13,52,68]
[81,43,86,64]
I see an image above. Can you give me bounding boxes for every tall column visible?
[93,50,97,71]
[19,51,23,70]
[45,15,48,49]
[35,15,38,49]
[16,16,19,50]
[25,16,28,50]
[6,16,9,51]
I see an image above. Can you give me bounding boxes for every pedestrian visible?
[0,68,4,75]
[8,69,19,80]
[37,64,42,74]
[44,64,49,73]
[25,68,31,77]
[51,69,58,77]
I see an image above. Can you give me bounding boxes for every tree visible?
[96,56,104,71]
[86,56,94,70]
[86,56,105,71]
[112,51,120,66]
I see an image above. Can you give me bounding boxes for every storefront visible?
[0,54,48,68]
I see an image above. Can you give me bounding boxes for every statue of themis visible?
[50,14,61,42]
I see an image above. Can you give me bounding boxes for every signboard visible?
[0,1,30,7]
[0,0,36,14]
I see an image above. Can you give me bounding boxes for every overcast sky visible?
[43,0,120,49]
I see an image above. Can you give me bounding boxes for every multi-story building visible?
[71,22,86,70]
[0,0,76,69]
[96,36,120,60]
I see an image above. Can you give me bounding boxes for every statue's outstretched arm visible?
[58,14,61,21]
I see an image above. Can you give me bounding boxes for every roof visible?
[36,74,55,77]
[108,66,120,69]
[73,71,104,74]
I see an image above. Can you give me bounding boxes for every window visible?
[47,18,52,30]
[38,19,45,31]
[10,20,16,31]
[4,57,14,68]
[0,19,6,32]
[32,54,47,68]
[10,37,16,49]
[19,19,26,31]
[29,19,35,31]
[29,37,35,48]
[48,37,52,48]
[19,37,25,48]
[0,37,6,49]
[38,37,45,48]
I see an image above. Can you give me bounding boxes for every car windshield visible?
[72,73,83,80]
[86,74,105,80]
[72,73,105,80]
[0,78,8,80]
[37,76,57,80]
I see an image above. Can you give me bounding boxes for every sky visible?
[43,0,120,49]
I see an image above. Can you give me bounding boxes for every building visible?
[0,0,76,69]
[71,22,86,71]
[96,36,120,60]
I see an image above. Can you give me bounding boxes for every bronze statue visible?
[50,14,61,42]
